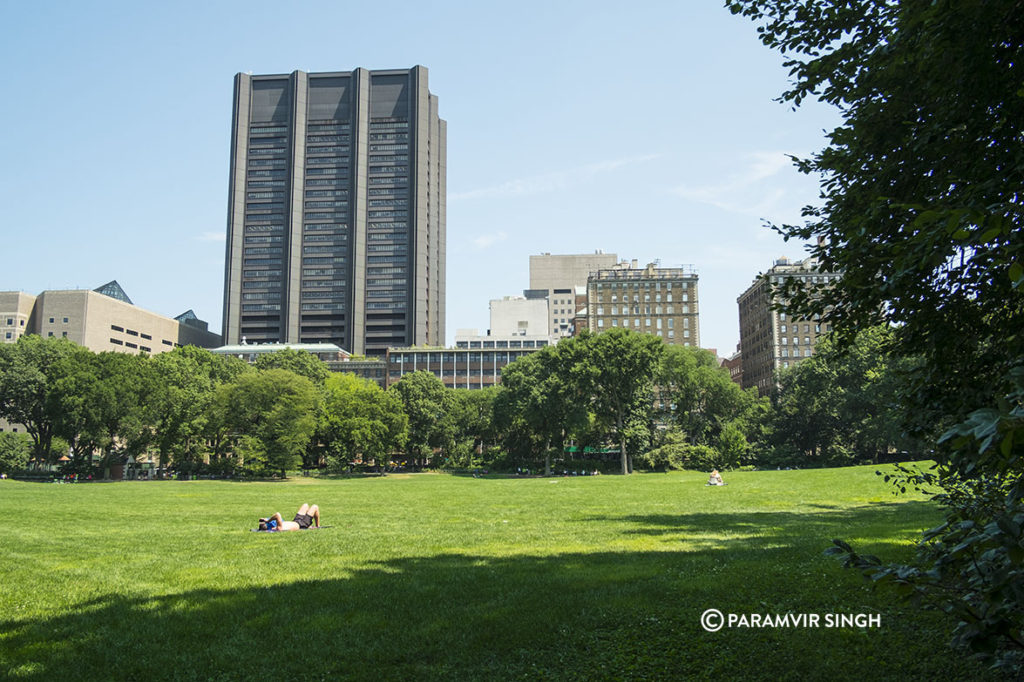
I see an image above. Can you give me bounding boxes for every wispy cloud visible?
[671,151,809,222]
[471,231,508,250]
[450,153,662,202]
[196,231,225,243]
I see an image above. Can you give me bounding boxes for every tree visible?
[495,346,588,475]
[149,347,244,475]
[571,329,664,475]
[0,432,31,474]
[726,0,1024,432]
[89,352,161,478]
[727,0,1024,668]
[390,371,450,466]
[446,387,499,467]
[0,336,84,464]
[657,345,764,465]
[254,348,330,385]
[319,373,407,469]
[212,369,318,477]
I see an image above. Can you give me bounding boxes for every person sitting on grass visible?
[708,469,724,486]
[258,503,321,532]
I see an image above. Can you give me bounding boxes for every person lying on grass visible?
[258,503,321,531]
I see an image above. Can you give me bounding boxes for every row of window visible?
[596,318,692,336]
[304,213,348,222]
[369,221,407,231]
[305,234,347,243]
[305,189,349,198]
[597,305,690,316]
[302,303,345,311]
[109,338,154,352]
[595,280,691,291]
[368,232,406,242]
[303,257,346,265]
[369,155,408,164]
[305,223,347,232]
[308,124,350,133]
[249,125,288,136]
[367,266,407,276]
[368,133,407,142]
[601,293,687,304]
[369,165,407,175]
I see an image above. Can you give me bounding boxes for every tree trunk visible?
[544,437,551,477]
[618,413,629,475]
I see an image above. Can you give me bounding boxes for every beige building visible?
[1,292,36,344]
[529,251,618,337]
[586,263,700,346]
[488,295,549,338]
[737,256,837,396]
[0,281,221,354]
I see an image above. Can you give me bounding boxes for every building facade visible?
[223,66,446,357]
[0,292,36,344]
[586,263,700,346]
[386,334,549,390]
[0,283,221,354]
[737,256,837,396]
[529,252,618,337]
[488,296,549,337]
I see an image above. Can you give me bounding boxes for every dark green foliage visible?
[444,387,499,467]
[573,329,665,474]
[389,371,450,464]
[212,369,319,477]
[0,432,31,474]
[657,345,766,468]
[494,345,588,475]
[253,348,330,385]
[727,0,1024,669]
[0,336,83,463]
[318,373,407,469]
[768,326,921,467]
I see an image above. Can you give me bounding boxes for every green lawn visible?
[0,465,995,680]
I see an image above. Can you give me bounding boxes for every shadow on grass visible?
[1,516,994,681]
[586,501,939,550]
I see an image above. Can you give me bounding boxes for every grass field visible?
[0,465,997,681]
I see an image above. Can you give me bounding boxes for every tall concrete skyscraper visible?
[223,66,446,356]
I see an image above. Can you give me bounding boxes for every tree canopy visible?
[727,0,1024,669]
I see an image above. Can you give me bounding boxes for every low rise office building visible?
[0,281,221,354]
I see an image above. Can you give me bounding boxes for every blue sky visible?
[0,1,838,355]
